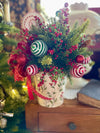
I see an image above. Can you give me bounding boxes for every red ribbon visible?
[27,76,34,100]
[27,76,52,100]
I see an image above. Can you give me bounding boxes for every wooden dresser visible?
[25,99,100,133]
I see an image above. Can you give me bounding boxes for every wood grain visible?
[39,113,100,132]
[25,99,100,133]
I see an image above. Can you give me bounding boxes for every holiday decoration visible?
[35,72,66,108]
[27,75,52,100]
[41,55,52,65]
[31,40,48,57]
[18,64,27,77]
[0,100,13,129]
[26,64,38,76]
[76,55,85,63]
[70,64,86,78]
[76,55,91,64]
[8,2,93,107]
[83,56,91,64]
[64,60,94,99]
[21,11,44,30]
[56,3,69,29]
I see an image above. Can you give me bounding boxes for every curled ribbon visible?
[27,75,52,100]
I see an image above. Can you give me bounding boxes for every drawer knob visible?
[68,122,76,130]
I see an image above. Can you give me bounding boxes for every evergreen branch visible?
[0,84,9,98]
[67,20,89,45]
[0,23,19,33]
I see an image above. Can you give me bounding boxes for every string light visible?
[11,89,20,99]
[12,89,16,95]
[22,83,27,92]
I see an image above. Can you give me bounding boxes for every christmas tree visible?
[0,10,28,114]
[0,2,30,132]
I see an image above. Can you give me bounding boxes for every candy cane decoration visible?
[26,65,38,76]
[70,63,86,78]
[83,56,91,64]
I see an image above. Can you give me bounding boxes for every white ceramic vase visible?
[63,77,89,99]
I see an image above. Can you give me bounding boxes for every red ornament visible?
[70,63,86,78]
[76,55,85,63]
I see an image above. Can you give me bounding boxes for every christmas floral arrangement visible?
[8,3,92,101]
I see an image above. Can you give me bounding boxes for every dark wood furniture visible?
[25,99,100,133]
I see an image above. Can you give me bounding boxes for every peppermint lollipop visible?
[70,64,86,78]
[21,11,44,30]
[26,65,38,76]
[83,56,91,64]
[31,40,48,57]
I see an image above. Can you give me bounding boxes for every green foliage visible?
[29,17,92,77]
[0,23,19,33]
[0,39,3,52]
[0,22,28,115]
[4,96,28,113]
[66,20,89,45]
[0,22,19,53]
[0,53,21,91]
[2,111,32,133]
[78,47,93,56]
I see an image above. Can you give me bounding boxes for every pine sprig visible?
[27,17,92,75]
[66,20,89,46]
[0,23,19,33]
[78,47,93,56]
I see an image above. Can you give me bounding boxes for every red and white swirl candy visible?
[26,65,38,76]
[21,12,44,30]
[70,63,86,78]
[83,56,91,64]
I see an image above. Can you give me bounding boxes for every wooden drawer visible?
[39,113,100,132]
[25,100,100,133]
[33,132,55,133]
